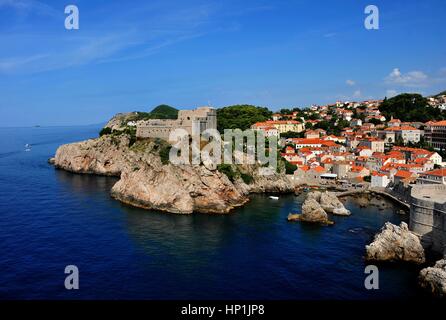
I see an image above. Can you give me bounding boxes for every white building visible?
[417,169,446,185]
[386,126,421,144]
[371,172,390,188]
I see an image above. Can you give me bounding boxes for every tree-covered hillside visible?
[149,104,178,119]
[122,104,179,122]
[217,105,272,132]
[379,93,445,122]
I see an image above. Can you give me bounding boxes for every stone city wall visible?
[410,184,446,256]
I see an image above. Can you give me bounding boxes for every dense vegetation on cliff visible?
[379,93,446,122]
[149,104,179,119]
[216,105,272,132]
[129,104,179,121]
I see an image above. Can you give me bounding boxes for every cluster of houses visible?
[428,94,446,110]
[251,99,446,188]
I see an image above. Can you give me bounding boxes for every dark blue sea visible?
[0,126,425,300]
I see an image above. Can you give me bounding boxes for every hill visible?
[129,104,179,121]
[379,93,446,122]
[149,104,178,119]
[102,105,179,133]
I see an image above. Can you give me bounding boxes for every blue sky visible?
[0,0,445,127]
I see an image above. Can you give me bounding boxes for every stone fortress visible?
[409,184,446,257]
[136,106,217,140]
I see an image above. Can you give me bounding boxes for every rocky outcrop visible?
[52,134,292,214]
[306,191,351,216]
[319,192,351,216]
[365,222,425,264]
[301,199,333,224]
[287,213,300,222]
[234,167,292,194]
[289,196,333,225]
[418,259,446,297]
[111,163,248,214]
[54,135,130,176]
[104,112,139,131]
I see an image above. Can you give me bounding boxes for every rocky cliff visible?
[418,259,446,297]
[51,134,293,214]
[104,112,139,131]
[365,222,425,264]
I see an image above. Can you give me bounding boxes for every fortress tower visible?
[136,106,217,140]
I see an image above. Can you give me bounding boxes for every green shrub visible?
[217,164,237,182]
[284,159,297,174]
[240,172,254,184]
[99,127,112,136]
[159,144,172,165]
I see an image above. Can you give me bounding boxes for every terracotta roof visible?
[392,146,429,154]
[413,158,430,164]
[427,120,446,126]
[311,166,326,173]
[351,166,367,173]
[422,169,446,177]
[395,170,413,179]
[384,126,418,131]
[371,171,386,177]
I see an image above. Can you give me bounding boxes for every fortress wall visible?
[136,107,217,140]
[410,184,446,256]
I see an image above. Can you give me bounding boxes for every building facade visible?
[425,120,446,150]
[417,169,446,185]
[358,138,385,153]
[252,120,304,134]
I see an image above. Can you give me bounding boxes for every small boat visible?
[269,196,279,200]
[25,144,32,152]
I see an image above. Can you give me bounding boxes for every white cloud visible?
[386,89,398,98]
[0,2,225,74]
[0,54,48,72]
[346,79,355,86]
[385,68,428,87]
[353,90,361,98]
[0,0,59,17]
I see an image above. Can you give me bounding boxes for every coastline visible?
[50,134,294,215]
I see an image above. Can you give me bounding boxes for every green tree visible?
[379,93,445,122]
[280,131,305,138]
[314,120,330,131]
[217,105,272,132]
[284,160,297,174]
[368,118,382,126]
[99,127,112,136]
[280,108,292,115]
